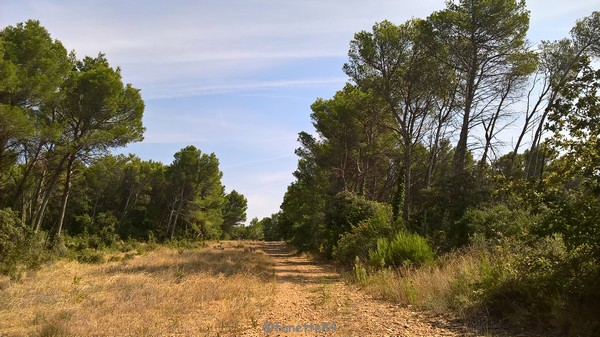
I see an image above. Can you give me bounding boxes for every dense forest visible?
[260,1,599,335]
[1,0,599,335]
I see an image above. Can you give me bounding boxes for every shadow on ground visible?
[97,247,275,280]
[260,241,341,285]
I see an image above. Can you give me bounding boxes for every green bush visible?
[318,191,390,258]
[369,231,434,268]
[0,209,51,278]
[468,234,600,336]
[333,204,393,266]
[0,208,28,277]
[460,203,537,244]
[75,248,105,264]
[69,212,120,251]
[353,256,368,286]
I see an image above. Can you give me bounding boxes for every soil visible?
[239,241,529,337]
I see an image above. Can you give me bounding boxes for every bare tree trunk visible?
[12,142,44,210]
[165,209,175,238]
[50,153,75,242]
[508,72,550,173]
[454,93,474,172]
[169,199,183,241]
[32,153,70,232]
[402,141,412,222]
[117,189,136,231]
[168,188,185,240]
[480,81,512,167]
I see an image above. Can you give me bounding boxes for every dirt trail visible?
[241,241,486,337]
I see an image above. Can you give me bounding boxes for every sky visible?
[1,0,598,222]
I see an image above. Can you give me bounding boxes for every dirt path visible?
[240,241,488,337]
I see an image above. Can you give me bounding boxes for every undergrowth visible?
[352,235,600,337]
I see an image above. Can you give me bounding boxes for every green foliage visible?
[166,146,225,241]
[353,256,368,286]
[470,236,600,336]
[536,187,600,257]
[75,249,105,264]
[240,217,264,241]
[460,204,538,243]
[261,213,282,241]
[368,231,434,268]
[310,85,398,201]
[547,58,600,192]
[421,168,491,248]
[317,191,391,258]
[333,204,393,266]
[71,212,120,250]
[221,190,248,239]
[0,208,51,278]
[0,208,28,276]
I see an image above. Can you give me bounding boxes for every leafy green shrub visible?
[353,256,368,286]
[69,212,120,251]
[0,208,28,277]
[318,191,391,258]
[76,248,105,264]
[369,231,434,268]
[333,204,393,266]
[0,209,52,278]
[460,203,537,244]
[471,235,600,336]
[536,188,600,257]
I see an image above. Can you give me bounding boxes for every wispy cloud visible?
[144,77,347,99]
[141,132,209,145]
[222,154,296,170]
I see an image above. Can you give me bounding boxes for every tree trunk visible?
[12,142,43,210]
[117,189,135,231]
[32,153,70,232]
[525,107,550,180]
[402,137,412,222]
[169,199,183,241]
[508,74,550,173]
[454,72,476,173]
[50,153,75,243]
[168,188,185,240]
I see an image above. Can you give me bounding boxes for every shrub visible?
[460,203,537,244]
[68,212,120,251]
[318,191,390,258]
[353,256,368,286]
[76,249,105,264]
[0,208,28,277]
[0,209,51,278]
[369,231,434,268]
[479,235,600,336]
[333,204,393,266]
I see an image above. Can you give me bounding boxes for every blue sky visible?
[1,0,598,221]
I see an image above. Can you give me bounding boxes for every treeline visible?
[264,1,600,335]
[0,21,251,273]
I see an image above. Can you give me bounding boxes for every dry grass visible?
[0,241,275,337]
[359,247,488,314]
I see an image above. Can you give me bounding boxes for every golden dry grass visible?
[360,247,487,314]
[0,241,275,337]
